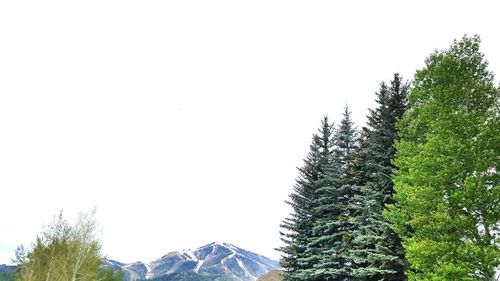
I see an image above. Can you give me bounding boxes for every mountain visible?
[106,242,280,281]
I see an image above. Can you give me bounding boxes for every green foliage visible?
[279,116,342,281]
[14,210,124,281]
[335,106,359,179]
[348,74,409,280]
[307,108,357,280]
[385,35,500,280]
[0,272,13,281]
[0,265,15,281]
[280,113,361,281]
[98,268,124,281]
[279,34,498,281]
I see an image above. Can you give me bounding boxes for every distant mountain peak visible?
[105,242,280,281]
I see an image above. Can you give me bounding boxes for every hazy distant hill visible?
[105,242,280,281]
[0,265,15,281]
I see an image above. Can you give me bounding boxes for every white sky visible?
[0,0,499,265]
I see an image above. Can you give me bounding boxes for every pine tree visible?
[334,106,359,224]
[385,36,500,280]
[279,116,338,281]
[302,107,359,280]
[335,106,359,181]
[348,74,409,280]
[337,107,360,265]
[306,121,344,280]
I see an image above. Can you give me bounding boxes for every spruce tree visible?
[335,106,359,181]
[306,122,345,280]
[348,74,409,280]
[279,116,338,281]
[334,106,359,219]
[303,107,359,280]
[385,36,500,280]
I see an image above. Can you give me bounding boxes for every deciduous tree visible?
[14,210,123,281]
[385,36,500,280]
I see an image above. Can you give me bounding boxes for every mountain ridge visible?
[105,242,280,281]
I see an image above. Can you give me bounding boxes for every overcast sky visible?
[0,0,499,264]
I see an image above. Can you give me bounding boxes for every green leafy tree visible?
[348,74,409,280]
[14,210,124,281]
[385,36,500,280]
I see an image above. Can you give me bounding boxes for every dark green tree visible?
[279,116,338,281]
[336,107,360,268]
[335,106,359,182]
[385,36,500,280]
[306,120,345,280]
[302,107,359,280]
[348,74,409,280]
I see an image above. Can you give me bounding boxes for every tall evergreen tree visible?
[281,110,360,281]
[306,122,345,280]
[348,74,409,280]
[304,107,359,280]
[279,116,338,281]
[385,36,500,280]
[334,106,359,222]
[335,106,359,182]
